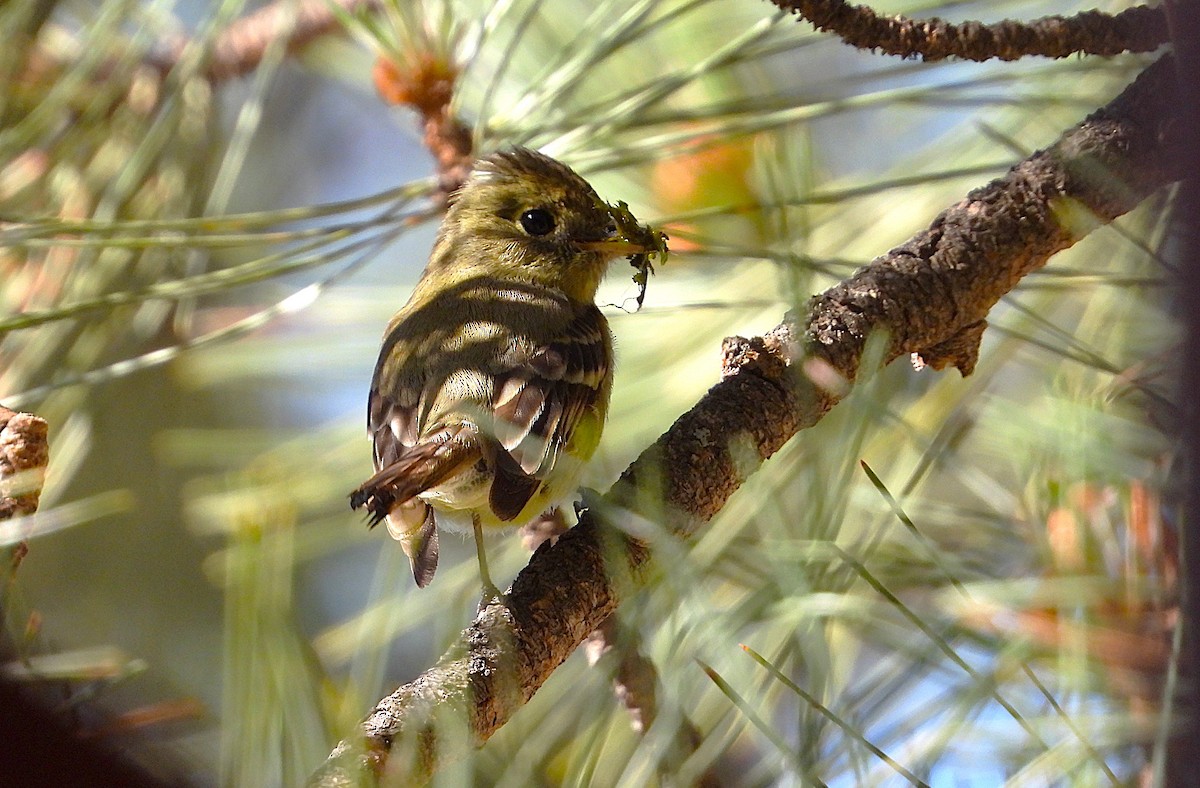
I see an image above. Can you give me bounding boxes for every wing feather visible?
[361,286,610,529]
[492,305,610,499]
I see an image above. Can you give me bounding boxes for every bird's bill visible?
[575,238,652,255]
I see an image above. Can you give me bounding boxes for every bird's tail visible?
[349,423,482,527]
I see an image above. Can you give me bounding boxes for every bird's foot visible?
[477,581,506,614]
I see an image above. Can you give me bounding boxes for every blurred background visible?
[0,0,1177,785]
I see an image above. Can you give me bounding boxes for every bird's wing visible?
[488,305,610,520]
[360,300,609,524]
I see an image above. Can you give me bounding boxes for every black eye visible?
[519,208,555,236]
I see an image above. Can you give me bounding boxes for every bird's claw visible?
[477,582,506,614]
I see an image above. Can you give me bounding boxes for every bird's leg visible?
[472,514,504,609]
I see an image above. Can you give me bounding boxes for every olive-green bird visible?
[350,147,663,596]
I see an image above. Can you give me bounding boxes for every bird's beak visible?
[576,237,651,255]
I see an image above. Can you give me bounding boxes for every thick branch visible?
[770,0,1169,61]
[810,54,1181,378]
[309,55,1183,786]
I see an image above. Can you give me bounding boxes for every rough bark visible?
[770,0,1169,61]
[0,405,48,522]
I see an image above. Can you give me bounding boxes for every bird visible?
[350,147,665,600]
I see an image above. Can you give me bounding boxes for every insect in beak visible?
[582,199,670,311]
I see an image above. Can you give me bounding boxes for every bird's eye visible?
[518,208,555,236]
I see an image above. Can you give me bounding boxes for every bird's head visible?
[427,147,663,302]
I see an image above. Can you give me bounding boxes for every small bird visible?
[350,147,665,598]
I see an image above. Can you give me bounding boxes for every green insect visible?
[605,199,669,310]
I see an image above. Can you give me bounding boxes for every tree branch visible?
[769,0,1169,61]
[373,53,473,205]
[0,405,48,522]
[148,0,385,82]
[309,54,1183,786]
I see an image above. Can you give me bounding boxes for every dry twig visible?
[150,0,385,81]
[770,0,1169,61]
